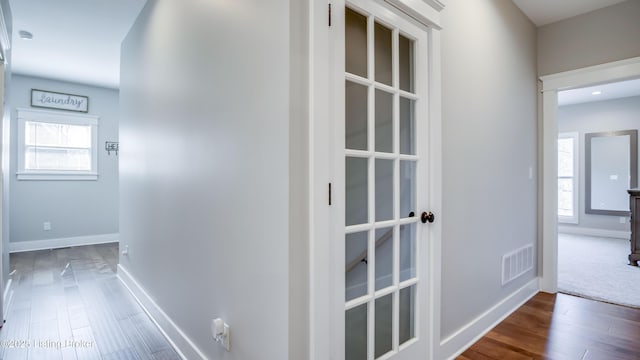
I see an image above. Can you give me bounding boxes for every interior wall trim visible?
[385,0,445,29]
[8,233,118,253]
[117,264,207,360]
[558,226,630,240]
[438,278,539,360]
[2,278,12,319]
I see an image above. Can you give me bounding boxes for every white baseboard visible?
[558,226,630,240]
[117,264,207,360]
[439,278,539,360]
[3,278,12,320]
[9,233,119,253]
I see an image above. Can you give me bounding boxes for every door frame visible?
[308,1,444,359]
[539,56,640,293]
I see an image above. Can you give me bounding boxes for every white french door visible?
[332,1,432,359]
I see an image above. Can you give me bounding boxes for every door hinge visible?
[329,182,332,205]
[328,3,332,27]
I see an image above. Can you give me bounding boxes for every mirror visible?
[585,130,638,216]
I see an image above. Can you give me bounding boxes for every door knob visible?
[421,211,434,224]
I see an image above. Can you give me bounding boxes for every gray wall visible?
[441,0,538,339]
[538,0,640,76]
[9,75,119,243]
[119,0,306,359]
[558,96,640,232]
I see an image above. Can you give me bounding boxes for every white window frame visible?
[16,108,99,181]
[558,131,579,224]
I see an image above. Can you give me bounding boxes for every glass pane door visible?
[343,4,427,359]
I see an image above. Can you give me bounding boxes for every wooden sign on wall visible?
[31,89,89,113]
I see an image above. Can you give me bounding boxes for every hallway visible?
[0,244,180,359]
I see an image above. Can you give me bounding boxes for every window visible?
[17,108,99,180]
[558,132,579,223]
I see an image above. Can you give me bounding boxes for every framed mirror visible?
[585,130,638,216]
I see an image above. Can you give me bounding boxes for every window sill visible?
[558,216,579,225]
[17,172,98,181]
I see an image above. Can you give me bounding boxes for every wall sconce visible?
[105,141,119,156]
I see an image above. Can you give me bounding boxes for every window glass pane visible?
[375,159,393,221]
[346,81,368,151]
[26,121,91,148]
[346,303,368,360]
[346,231,369,301]
[375,90,393,153]
[400,161,416,218]
[399,34,414,93]
[346,8,368,78]
[558,137,573,177]
[63,124,92,148]
[400,98,416,155]
[375,227,393,290]
[374,22,392,86]
[558,178,574,217]
[26,147,91,171]
[399,223,416,281]
[399,285,416,345]
[374,294,393,358]
[346,157,369,226]
[25,121,36,145]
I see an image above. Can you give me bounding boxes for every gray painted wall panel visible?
[9,75,119,243]
[558,96,640,232]
[441,0,538,339]
[538,0,640,76]
[119,1,292,359]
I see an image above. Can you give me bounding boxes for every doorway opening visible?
[0,1,181,359]
[541,58,640,306]
[555,79,640,307]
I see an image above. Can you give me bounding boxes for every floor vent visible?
[502,244,534,286]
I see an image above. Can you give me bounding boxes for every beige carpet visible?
[558,233,640,308]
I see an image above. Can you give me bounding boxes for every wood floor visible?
[459,292,640,360]
[0,243,180,360]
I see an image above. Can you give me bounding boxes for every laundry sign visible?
[31,89,89,113]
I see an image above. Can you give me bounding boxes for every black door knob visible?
[421,211,435,224]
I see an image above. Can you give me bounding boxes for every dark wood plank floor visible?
[459,292,640,360]
[0,244,181,360]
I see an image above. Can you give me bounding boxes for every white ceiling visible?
[9,0,147,89]
[6,0,631,89]
[512,0,628,26]
[558,78,640,106]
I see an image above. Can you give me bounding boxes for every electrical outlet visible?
[43,221,51,231]
[620,217,628,224]
[211,318,230,351]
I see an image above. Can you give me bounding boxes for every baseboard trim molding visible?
[439,278,539,360]
[558,226,630,240]
[3,278,13,320]
[117,264,207,360]
[9,233,119,253]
